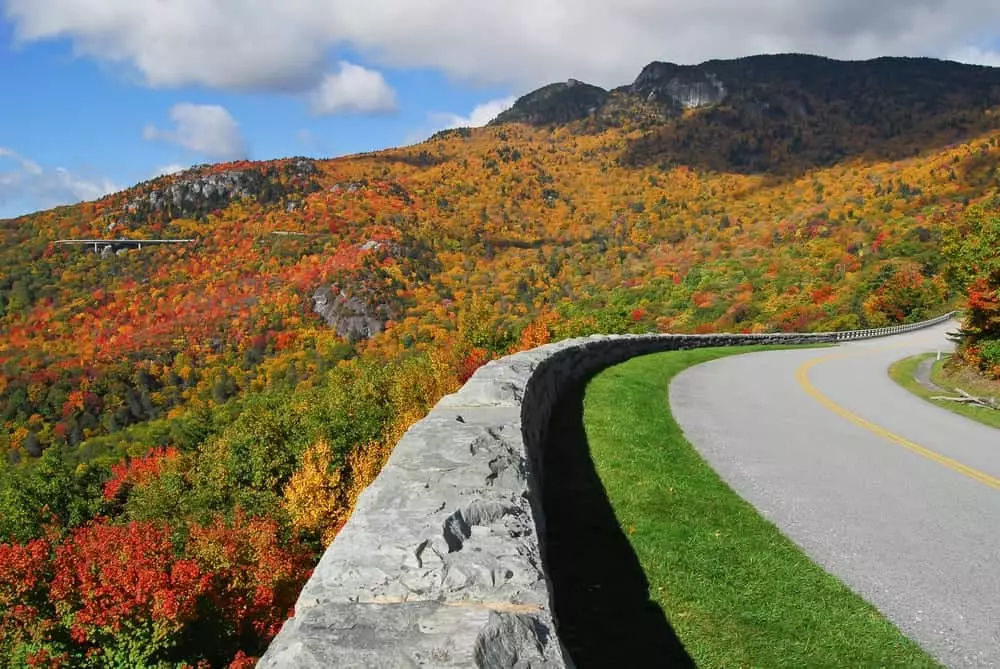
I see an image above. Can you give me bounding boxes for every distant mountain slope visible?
[3,53,999,466]
[494,54,1000,173]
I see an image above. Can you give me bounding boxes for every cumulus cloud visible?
[143,103,247,161]
[0,147,42,176]
[155,164,188,177]
[948,45,1000,68]
[402,96,516,145]
[430,96,517,129]
[0,147,118,216]
[309,61,398,115]
[5,0,1000,93]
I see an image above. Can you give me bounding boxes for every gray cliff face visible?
[662,74,727,109]
[141,171,252,213]
[311,285,386,342]
[490,61,731,128]
[142,159,317,214]
[111,158,320,231]
[630,62,728,109]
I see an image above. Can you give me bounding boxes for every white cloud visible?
[0,147,118,216]
[309,61,397,115]
[0,147,42,175]
[6,0,1000,94]
[143,103,247,160]
[155,164,188,177]
[430,96,517,129]
[404,96,517,145]
[947,45,1000,68]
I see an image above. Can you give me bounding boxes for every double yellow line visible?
[795,351,1000,491]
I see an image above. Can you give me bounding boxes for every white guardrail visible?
[818,311,958,342]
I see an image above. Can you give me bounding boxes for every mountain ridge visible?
[492,54,1000,174]
[494,53,1000,128]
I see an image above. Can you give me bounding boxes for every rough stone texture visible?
[311,285,387,341]
[631,62,728,109]
[115,158,319,230]
[258,313,955,668]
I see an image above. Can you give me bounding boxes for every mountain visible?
[5,54,1000,464]
[491,79,611,126]
[1,53,999,667]
[495,54,1000,173]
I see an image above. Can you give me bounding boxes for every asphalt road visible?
[670,320,1000,668]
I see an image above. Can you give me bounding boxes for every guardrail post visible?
[827,311,954,344]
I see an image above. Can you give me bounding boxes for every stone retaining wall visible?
[258,314,956,668]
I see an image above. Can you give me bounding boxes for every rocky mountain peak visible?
[490,80,609,126]
[630,61,728,109]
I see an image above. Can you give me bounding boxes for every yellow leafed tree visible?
[282,439,344,545]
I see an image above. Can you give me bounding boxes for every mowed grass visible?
[888,353,1000,430]
[582,347,941,669]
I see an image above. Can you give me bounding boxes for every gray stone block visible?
[260,314,953,667]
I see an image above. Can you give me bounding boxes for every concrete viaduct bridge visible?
[52,238,196,253]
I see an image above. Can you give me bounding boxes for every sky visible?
[1,1,1000,219]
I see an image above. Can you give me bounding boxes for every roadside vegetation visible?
[943,206,1000,378]
[581,347,941,669]
[889,353,1000,429]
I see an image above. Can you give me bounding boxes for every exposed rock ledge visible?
[259,315,955,668]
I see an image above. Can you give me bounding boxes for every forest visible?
[1,54,1000,667]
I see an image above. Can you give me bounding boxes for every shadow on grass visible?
[542,377,696,668]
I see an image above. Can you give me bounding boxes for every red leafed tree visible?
[966,275,1000,338]
[49,520,208,659]
[0,538,61,665]
[458,348,491,384]
[103,446,180,501]
[961,273,1000,375]
[186,511,313,646]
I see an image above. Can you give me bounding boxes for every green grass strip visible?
[582,346,941,669]
[888,354,1000,430]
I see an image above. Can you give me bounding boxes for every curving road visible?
[670,319,1000,668]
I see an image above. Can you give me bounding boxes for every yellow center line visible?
[795,348,1000,492]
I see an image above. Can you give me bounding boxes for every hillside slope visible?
[496,54,1000,173]
[1,53,999,667]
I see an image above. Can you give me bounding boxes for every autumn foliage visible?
[3,69,1000,664]
[50,521,206,649]
[281,439,344,544]
[940,205,1000,376]
[0,512,312,667]
[103,446,180,501]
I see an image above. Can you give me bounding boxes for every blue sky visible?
[0,18,516,218]
[1,0,999,219]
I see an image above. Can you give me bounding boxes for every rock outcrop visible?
[110,158,321,230]
[311,286,387,342]
[630,62,728,109]
[490,54,1000,141]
